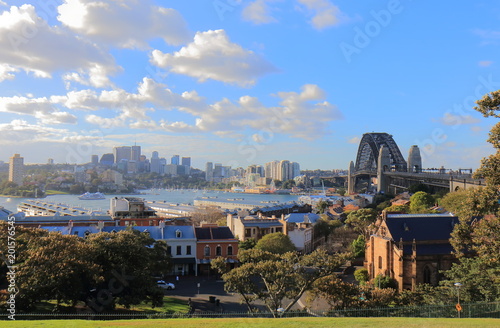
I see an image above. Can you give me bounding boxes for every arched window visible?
[216,246,222,256]
[227,245,233,256]
[176,230,182,238]
[423,265,432,284]
[204,245,210,257]
[378,256,383,269]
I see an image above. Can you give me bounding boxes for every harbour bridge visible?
[347,132,484,194]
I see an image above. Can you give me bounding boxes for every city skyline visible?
[1,1,500,170]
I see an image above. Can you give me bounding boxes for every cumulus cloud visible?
[0,96,77,124]
[242,0,279,25]
[0,4,119,87]
[150,29,277,86]
[439,112,481,126]
[57,0,191,48]
[296,0,345,30]
[0,64,18,82]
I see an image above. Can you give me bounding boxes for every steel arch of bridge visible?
[354,133,407,173]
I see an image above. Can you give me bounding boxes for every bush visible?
[354,268,369,285]
[373,275,398,289]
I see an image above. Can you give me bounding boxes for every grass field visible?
[0,317,499,328]
[33,296,188,314]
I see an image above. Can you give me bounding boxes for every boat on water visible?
[78,192,106,200]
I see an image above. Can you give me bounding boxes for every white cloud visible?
[0,5,119,87]
[57,0,191,48]
[347,136,360,144]
[151,29,277,86]
[439,112,481,126]
[0,96,77,125]
[0,64,18,82]
[242,0,278,25]
[296,0,345,30]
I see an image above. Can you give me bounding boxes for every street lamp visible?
[454,282,462,318]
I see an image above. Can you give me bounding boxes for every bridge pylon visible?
[377,145,391,194]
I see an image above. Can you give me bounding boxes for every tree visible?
[351,235,365,258]
[87,230,170,311]
[238,238,257,250]
[15,232,101,311]
[315,199,330,214]
[215,248,347,316]
[345,208,378,238]
[255,232,296,254]
[383,204,409,213]
[354,268,369,286]
[409,191,435,213]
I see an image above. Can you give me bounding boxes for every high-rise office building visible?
[150,151,160,174]
[9,154,24,186]
[171,155,180,165]
[205,162,213,181]
[113,146,131,163]
[91,155,99,165]
[181,157,191,167]
[100,153,115,166]
[131,145,141,162]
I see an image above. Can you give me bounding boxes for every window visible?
[227,245,233,256]
[216,246,222,256]
[423,265,432,284]
[176,245,182,255]
[186,245,191,255]
[276,227,282,233]
[204,245,210,257]
[245,229,251,238]
[167,246,172,255]
[378,256,383,269]
[176,230,182,238]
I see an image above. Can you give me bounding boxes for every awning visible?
[171,258,196,264]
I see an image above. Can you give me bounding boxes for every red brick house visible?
[195,223,239,275]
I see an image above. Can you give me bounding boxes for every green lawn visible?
[1,317,499,328]
[32,296,188,314]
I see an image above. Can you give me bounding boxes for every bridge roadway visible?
[351,170,485,192]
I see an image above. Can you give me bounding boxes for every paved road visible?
[162,275,261,313]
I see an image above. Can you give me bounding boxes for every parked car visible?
[157,280,175,290]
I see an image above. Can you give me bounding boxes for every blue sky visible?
[1,0,499,170]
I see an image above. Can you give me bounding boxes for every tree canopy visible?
[255,232,296,254]
[213,248,347,316]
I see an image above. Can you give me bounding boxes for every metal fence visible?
[2,302,500,320]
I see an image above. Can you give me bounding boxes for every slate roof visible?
[285,213,320,224]
[385,214,459,242]
[195,226,235,240]
[164,225,196,239]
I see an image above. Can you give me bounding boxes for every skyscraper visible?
[131,145,141,162]
[113,146,131,163]
[9,154,24,186]
[171,155,180,165]
[205,162,213,181]
[150,151,160,174]
[91,155,99,165]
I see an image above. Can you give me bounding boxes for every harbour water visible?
[0,190,300,214]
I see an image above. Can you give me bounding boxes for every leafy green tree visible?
[315,199,330,214]
[354,268,369,286]
[215,249,347,316]
[255,232,296,254]
[351,235,365,258]
[409,191,435,213]
[309,275,362,310]
[238,238,257,250]
[16,233,101,311]
[87,230,170,311]
[383,204,409,213]
[345,208,378,238]
[373,275,398,289]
